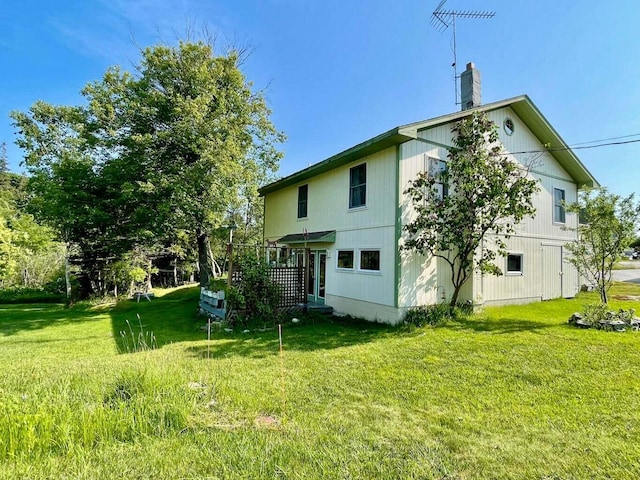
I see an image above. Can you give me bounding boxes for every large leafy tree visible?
[403,112,540,306]
[11,102,123,298]
[630,237,640,249]
[12,40,283,295]
[0,163,62,289]
[0,143,8,175]
[82,41,284,287]
[565,188,640,304]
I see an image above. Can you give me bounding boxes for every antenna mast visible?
[431,0,495,105]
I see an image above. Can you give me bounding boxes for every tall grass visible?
[0,284,639,478]
[0,360,202,459]
[0,286,206,462]
[119,314,157,353]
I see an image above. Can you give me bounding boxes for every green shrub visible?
[0,287,64,304]
[404,302,475,327]
[577,303,637,330]
[404,303,453,327]
[227,253,282,326]
[582,302,610,326]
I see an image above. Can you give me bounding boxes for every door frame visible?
[307,250,327,305]
[541,244,563,300]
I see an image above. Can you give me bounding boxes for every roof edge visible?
[508,97,599,188]
[260,94,599,194]
[259,127,416,196]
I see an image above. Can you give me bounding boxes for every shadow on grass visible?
[109,285,398,356]
[109,286,204,353]
[0,303,106,337]
[185,317,396,360]
[448,315,555,334]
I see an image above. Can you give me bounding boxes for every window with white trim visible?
[349,164,366,208]
[337,250,354,269]
[553,188,566,224]
[424,155,448,200]
[507,254,523,275]
[359,249,380,272]
[297,184,308,219]
[578,207,589,225]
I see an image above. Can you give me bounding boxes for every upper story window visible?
[578,206,589,225]
[297,184,308,219]
[424,155,448,200]
[349,163,366,209]
[553,188,566,223]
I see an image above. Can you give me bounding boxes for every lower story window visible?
[507,254,523,275]
[337,250,354,269]
[360,250,380,272]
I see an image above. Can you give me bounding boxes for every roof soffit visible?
[260,95,598,195]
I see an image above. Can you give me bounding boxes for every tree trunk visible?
[449,283,462,307]
[173,256,178,286]
[197,229,211,288]
[207,240,217,279]
[212,258,222,277]
[600,279,608,304]
[449,260,471,307]
[97,269,103,296]
[147,259,153,291]
[64,243,71,299]
[78,273,93,300]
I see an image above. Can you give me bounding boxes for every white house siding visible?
[398,122,481,307]
[264,147,397,240]
[475,237,580,306]
[399,139,434,308]
[473,108,581,305]
[397,107,582,307]
[325,225,397,318]
[488,107,578,240]
[327,295,404,324]
[264,101,592,320]
[263,146,402,322]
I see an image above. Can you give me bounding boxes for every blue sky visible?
[1,0,639,197]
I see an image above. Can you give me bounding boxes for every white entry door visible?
[542,245,563,300]
[307,251,326,305]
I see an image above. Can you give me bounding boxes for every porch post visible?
[227,242,233,289]
[304,248,310,313]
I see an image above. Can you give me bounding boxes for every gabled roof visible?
[259,95,598,196]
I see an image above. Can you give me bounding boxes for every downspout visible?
[394,144,402,310]
[262,196,266,246]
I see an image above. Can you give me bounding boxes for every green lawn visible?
[1,285,639,479]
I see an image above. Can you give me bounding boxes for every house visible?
[259,63,599,324]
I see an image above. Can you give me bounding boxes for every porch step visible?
[308,304,334,315]
[283,303,333,316]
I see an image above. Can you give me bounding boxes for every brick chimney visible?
[460,62,481,110]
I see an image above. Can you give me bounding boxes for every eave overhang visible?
[508,97,599,188]
[259,95,598,196]
[276,230,336,245]
[258,127,417,196]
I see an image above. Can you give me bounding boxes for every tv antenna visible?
[431,0,495,104]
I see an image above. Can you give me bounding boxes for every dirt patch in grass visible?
[611,295,640,301]
[254,414,280,429]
